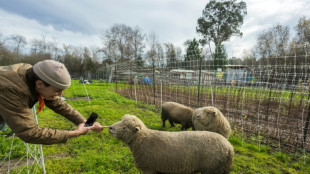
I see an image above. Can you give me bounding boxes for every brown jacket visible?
[0,63,85,144]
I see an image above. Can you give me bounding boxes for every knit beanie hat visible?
[33,60,71,90]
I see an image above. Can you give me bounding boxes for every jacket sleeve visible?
[44,96,86,125]
[0,88,69,145]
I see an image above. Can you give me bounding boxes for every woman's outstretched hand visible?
[90,122,109,132]
[69,122,109,138]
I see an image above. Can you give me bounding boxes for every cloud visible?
[0,0,206,50]
[224,0,310,57]
[0,0,99,33]
[0,9,102,49]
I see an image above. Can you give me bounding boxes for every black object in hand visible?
[85,112,98,127]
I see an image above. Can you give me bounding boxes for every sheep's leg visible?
[168,119,175,127]
[161,115,167,127]
[162,119,166,127]
[161,111,167,127]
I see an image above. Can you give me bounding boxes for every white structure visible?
[170,69,195,80]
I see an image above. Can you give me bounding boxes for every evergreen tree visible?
[184,38,200,70]
[135,55,144,68]
[213,45,227,71]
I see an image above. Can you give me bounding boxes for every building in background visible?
[225,65,254,85]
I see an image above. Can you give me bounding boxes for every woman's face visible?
[35,80,63,100]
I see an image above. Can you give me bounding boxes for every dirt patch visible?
[66,97,92,101]
[0,158,37,173]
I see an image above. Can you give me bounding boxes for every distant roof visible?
[170,69,195,73]
[226,65,251,69]
[199,70,214,75]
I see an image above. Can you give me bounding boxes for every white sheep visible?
[109,114,234,174]
[192,106,231,139]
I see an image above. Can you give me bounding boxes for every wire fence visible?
[94,51,310,153]
[0,107,45,174]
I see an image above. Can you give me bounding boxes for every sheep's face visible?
[193,107,217,129]
[109,115,143,144]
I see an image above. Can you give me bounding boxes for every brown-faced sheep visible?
[161,102,194,130]
[109,114,234,174]
[192,106,231,138]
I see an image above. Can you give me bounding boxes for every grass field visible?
[1,80,310,173]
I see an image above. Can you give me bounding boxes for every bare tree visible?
[146,32,158,66]
[156,43,165,68]
[101,24,132,62]
[102,40,117,63]
[50,36,60,61]
[272,25,290,57]
[31,34,48,54]
[89,45,102,63]
[62,44,74,55]
[176,46,183,68]
[293,16,310,62]
[164,43,178,69]
[62,44,83,76]
[295,16,310,44]
[256,30,274,59]
[131,25,146,63]
[0,33,16,65]
[146,32,159,105]
[82,47,94,74]
[256,24,290,61]
[9,34,26,56]
[241,49,257,68]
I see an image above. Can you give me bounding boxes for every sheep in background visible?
[109,114,234,174]
[161,102,194,130]
[192,106,231,138]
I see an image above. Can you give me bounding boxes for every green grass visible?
[1,80,310,173]
[168,83,307,106]
[229,134,310,174]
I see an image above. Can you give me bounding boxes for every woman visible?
[0,60,105,144]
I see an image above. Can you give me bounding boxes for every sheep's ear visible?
[135,127,140,132]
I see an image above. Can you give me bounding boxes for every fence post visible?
[197,54,203,108]
[134,78,137,104]
[153,60,156,106]
[302,91,310,149]
[161,80,163,108]
[115,64,118,93]
[130,61,133,99]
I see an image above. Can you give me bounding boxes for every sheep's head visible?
[192,106,218,129]
[109,115,145,144]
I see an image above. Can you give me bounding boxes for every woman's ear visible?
[35,80,46,89]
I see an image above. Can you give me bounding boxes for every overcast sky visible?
[0,0,310,58]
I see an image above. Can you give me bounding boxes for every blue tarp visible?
[144,77,152,85]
